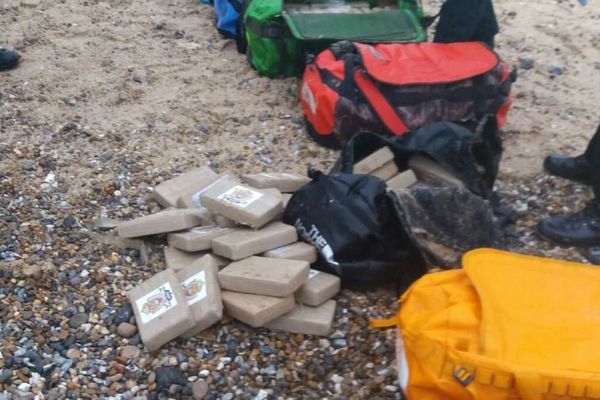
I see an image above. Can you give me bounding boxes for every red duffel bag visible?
[300,41,514,149]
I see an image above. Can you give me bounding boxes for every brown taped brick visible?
[265,300,336,336]
[117,209,208,238]
[211,222,297,260]
[218,256,309,297]
[221,291,295,327]
[175,255,223,338]
[153,166,218,208]
[242,173,310,193]
[201,177,283,229]
[295,270,340,306]
[128,269,195,351]
[263,242,317,264]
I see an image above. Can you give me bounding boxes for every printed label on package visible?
[218,185,263,208]
[181,271,207,306]
[136,283,177,324]
[308,269,320,279]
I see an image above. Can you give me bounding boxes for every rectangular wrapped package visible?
[242,173,310,193]
[221,291,295,327]
[176,255,223,337]
[218,256,309,297]
[117,209,209,238]
[128,269,195,351]
[265,300,336,336]
[211,222,297,260]
[153,166,218,208]
[201,177,283,229]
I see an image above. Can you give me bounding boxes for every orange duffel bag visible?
[372,249,600,400]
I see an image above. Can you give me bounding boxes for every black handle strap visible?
[340,131,403,174]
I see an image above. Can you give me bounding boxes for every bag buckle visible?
[453,366,474,386]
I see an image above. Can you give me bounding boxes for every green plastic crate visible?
[283,2,425,43]
[244,0,427,78]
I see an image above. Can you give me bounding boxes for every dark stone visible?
[226,340,237,359]
[180,386,193,397]
[22,161,36,171]
[209,160,220,170]
[114,303,134,325]
[518,57,534,70]
[69,313,88,329]
[24,351,44,373]
[128,334,141,346]
[332,338,348,349]
[258,113,271,122]
[62,216,77,228]
[586,247,600,265]
[69,276,81,287]
[259,346,274,355]
[196,123,209,134]
[48,341,66,352]
[176,352,188,364]
[0,369,12,384]
[154,367,188,391]
[548,65,564,76]
[4,357,14,369]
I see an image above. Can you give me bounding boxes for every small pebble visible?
[0,369,12,384]
[121,345,140,360]
[117,323,138,338]
[66,348,81,359]
[518,57,534,70]
[548,65,564,76]
[384,385,398,393]
[69,313,88,329]
[192,380,208,399]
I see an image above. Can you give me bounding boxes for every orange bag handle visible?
[369,316,398,329]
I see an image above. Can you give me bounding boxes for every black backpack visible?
[283,169,426,289]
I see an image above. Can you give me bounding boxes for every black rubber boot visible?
[0,48,20,71]
[543,154,593,184]
[537,201,600,247]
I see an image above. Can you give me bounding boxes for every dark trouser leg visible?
[433,0,499,48]
[584,124,600,198]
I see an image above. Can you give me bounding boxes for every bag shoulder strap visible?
[370,316,398,328]
[353,69,409,136]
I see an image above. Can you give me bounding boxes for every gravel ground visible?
[1,0,600,398]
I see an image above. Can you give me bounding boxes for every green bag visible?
[244,0,301,77]
[244,0,427,78]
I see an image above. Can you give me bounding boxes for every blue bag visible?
[214,0,248,53]
[215,0,243,37]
